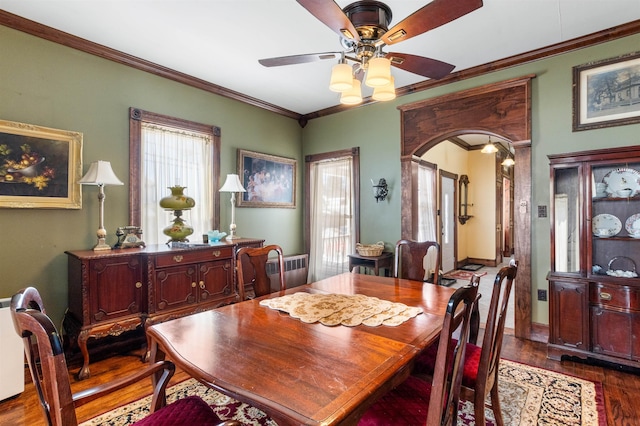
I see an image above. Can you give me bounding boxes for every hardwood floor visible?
[1,335,639,425]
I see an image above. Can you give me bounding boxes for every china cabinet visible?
[65,238,263,379]
[548,146,640,368]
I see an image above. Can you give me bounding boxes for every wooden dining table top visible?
[147,272,457,426]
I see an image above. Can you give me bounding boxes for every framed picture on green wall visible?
[0,119,82,208]
[573,51,640,131]
[237,149,296,208]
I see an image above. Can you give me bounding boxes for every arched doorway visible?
[398,76,534,339]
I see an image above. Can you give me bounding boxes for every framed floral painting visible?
[0,119,82,208]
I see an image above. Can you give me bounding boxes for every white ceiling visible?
[2,0,640,115]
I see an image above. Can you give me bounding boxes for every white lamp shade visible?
[340,79,363,105]
[219,174,246,192]
[372,76,396,101]
[365,57,391,87]
[78,161,123,186]
[329,63,353,92]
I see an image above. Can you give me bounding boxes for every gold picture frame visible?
[573,51,640,131]
[0,119,82,208]
[237,149,296,208]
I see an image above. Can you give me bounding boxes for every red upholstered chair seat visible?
[133,396,229,426]
[415,338,482,388]
[358,375,432,426]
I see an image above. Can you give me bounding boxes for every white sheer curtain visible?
[417,162,437,241]
[141,123,213,245]
[308,157,354,281]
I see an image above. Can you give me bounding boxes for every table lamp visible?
[79,160,123,250]
[219,174,246,240]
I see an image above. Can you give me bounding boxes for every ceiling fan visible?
[259,0,483,101]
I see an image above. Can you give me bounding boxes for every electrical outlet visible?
[537,289,547,301]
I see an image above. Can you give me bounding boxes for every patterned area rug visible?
[444,270,488,281]
[81,359,605,425]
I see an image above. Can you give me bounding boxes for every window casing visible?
[129,108,220,244]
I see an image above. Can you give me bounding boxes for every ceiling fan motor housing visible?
[343,1,392,41]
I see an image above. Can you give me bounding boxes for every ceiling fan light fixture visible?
[372,76,395,101]
[340,78,363,105]
[365,56,391,87]
[329,62,354,92]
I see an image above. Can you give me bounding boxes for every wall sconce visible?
[458,174,473,225]
[371,178,388,203]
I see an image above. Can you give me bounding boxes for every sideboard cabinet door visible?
[548,279,589,352]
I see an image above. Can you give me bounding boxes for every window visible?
[129,108,220,244]
[305,148,360,281]
[416,159,437,241]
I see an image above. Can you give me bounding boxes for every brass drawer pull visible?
[173,255,184,263]
[199,281,205,289]
[212,251,221,257]
[191,282,197,288]
[600,292,612,301]
[135,282,142,289]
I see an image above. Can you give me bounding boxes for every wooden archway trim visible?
[399,75,534,339]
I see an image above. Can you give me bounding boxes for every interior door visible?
[441,175,456,273]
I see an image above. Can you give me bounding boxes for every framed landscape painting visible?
[573,51,640,131]
[237,149,296,208]
[0,119,83,208]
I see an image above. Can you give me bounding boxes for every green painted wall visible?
[0,26,304,324]
[302,33,640,325]
[3,22,640,329]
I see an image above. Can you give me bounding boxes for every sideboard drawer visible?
[590,283,640,311]
[154,246,234,267]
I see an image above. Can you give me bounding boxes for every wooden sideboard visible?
[65,238,263,380]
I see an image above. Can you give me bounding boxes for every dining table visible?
[146,271,457,425]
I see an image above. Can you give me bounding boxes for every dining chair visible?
[413,260,518,426]
[10,286,240,426]
[358,283,479,426]
[236,244,286,301]
[394,239,441,283]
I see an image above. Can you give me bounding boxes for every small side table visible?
[348,252,394,277]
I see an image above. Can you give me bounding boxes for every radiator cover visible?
[266,253,309,289]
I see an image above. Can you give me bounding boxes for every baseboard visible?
[530,322,549,343]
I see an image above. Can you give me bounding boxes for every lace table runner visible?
[259,292,422,327]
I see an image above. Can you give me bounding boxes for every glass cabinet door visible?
[552,166,581,273]
[589,161,640,278]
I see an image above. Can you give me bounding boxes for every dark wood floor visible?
[1,334,639,425]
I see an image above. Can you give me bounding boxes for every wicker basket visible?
[356,241,384,257]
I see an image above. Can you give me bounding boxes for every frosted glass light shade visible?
[502,157,515,166]
[365,57,391,87]
[329,63,353,92]
[340,79,363,105]
[481,143,498,154]
[372,76,396,101]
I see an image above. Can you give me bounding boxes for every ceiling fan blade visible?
[381,0,483,46]
[387,52,455,80]
[296,0,361,43]
[259,52,340,67]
